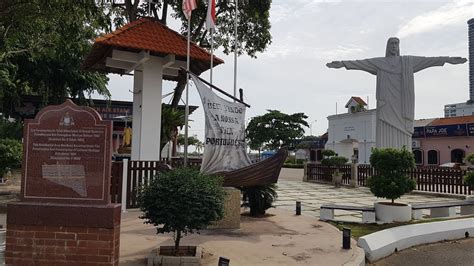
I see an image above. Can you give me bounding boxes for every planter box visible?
[375,202,411,223]
[148,246,202,266]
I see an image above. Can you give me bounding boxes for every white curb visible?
[357,218,474,262]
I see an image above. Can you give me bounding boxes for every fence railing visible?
[306,163,472,195]
[306,164,352,185]
[110,158,203,209]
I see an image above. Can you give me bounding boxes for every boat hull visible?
[218,149,288,187]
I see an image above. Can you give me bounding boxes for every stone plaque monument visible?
[22,99,111,204]
[7,100,120,265]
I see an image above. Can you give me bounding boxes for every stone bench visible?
[411,200,474,219]
[320,204,375,223]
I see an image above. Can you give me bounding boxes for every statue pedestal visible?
[209,187,241,229]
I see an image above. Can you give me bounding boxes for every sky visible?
[101,0,474,142]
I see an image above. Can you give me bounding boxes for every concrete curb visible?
[357,218,474,262]
[342,246,366,266]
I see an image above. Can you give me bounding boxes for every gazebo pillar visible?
[132,57,163,160]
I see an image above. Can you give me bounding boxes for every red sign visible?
[22,100,112,204]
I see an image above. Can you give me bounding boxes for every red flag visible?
[206,0,216,30]
[182,0,197,20]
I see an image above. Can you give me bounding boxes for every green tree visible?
[246,110,309,151]
[0,139,22,178]
[195,141,204,154]
[368,148,416,204]
[0,116,22,140]
[160,105,185,152]
[176,134,202,154]
[138,168,225,254]
[0,0,111,116]
[108,0,272,108]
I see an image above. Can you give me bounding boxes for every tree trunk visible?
[170,71,187,109]
[160,0,169,25]
[174,230,181,256]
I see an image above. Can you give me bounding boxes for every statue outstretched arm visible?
[412,56,467,73]
[326,59,377,75]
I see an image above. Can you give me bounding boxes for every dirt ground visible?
[119,208,362,266]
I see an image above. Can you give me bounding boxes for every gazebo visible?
[83,17,223,160]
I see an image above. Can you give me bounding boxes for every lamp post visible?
[310,120,317,136]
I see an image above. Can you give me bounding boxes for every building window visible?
[413,149,423,165]
[451,149,465,163]
[310,150,317,161]
[427,150,438,165]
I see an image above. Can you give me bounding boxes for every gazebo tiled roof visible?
[82,17,223,80]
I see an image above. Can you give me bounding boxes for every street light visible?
[310,120,317,136]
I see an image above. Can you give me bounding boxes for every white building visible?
[325,97,376,164]
[444,102,474,117]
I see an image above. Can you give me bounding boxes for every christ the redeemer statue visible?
[327,37,467,149]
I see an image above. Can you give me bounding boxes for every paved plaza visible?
[275,169,462,222]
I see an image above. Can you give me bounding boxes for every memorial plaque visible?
[21,100,111,204]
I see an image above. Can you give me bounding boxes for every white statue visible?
[327,37,467,149]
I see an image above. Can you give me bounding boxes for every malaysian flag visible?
[182,0,197,20]
[206,0,216,30]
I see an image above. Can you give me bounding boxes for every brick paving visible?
[275,168,462,222]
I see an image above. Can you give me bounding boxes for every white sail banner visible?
[190,74,251,174]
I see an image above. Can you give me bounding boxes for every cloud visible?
[264,42,368,61]
[397,0,474,38]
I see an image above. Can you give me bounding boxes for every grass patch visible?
[328,216,474,239]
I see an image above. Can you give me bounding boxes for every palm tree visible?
[195,141,204,154]
[160,106,185,155]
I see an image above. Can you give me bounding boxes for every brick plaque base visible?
[6,202,121,265]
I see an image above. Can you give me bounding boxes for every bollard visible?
[218,257,230,266]
[342,227,351,249]
[296,201,301,215]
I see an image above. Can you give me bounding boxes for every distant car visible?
[439,162,461,169]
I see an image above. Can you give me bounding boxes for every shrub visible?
[0,139,22,178]
[320,149,348,174]
[321,156,348,168]
[138,168,225,255]
[283,163,304,169]
[321,149,337,158]
[284,155,304,165]
[0,117,23,140]
[241,184,277,216]
[466,153,474,165]
[464,172,474,189]
[368,148,416,204]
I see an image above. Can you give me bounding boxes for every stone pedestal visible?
[350,163,358,188]
[303,162,308,182]
[6,202,121,265]
[209,187,241,229]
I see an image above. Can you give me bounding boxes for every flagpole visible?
[184,14,191,167]
[233,0,238,99]
[210,28,214,85]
